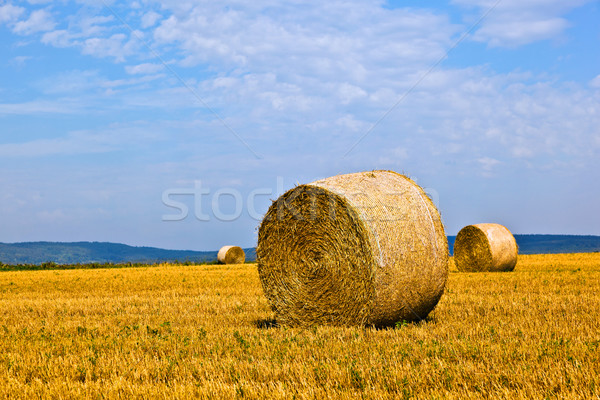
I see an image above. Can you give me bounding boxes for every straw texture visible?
[453,223,518,272]
[217,246,246,264]
[257,170,449,327]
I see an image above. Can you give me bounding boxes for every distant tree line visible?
[1,236,597,267]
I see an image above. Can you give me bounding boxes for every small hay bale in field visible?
[217,246,246,264]
[453,223,518,272]
[256,170,449,327]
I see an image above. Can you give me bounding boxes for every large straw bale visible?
[217,246,246,264]
[453,223,517,272]
[257,170,448,327]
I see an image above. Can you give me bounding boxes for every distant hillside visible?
[447,234,600,255]
[1,235,597,265]
[0,242,256,265]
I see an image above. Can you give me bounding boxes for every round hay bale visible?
[217,246,245,264]
[453,223,517,272]
[257,170,448,327]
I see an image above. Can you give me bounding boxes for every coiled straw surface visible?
[257,170,448,327]
[217,246,246,264]
[453,223,517,272]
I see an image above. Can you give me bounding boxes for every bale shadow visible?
[370,315,435,331]
[253,313,436,330]
[254,317,279,329]
[253,316,434,330]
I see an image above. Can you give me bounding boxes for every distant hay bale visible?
[257,170,449,327]
[217,246,245,264]
[453,223,518,272]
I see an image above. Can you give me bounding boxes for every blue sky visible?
[1,0,599,251]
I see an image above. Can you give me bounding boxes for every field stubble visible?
[0,253,599,399]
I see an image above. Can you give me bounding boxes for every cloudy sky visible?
[1,0,599,250]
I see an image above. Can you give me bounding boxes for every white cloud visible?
[41,29,73,47]
[0,3,24,24]
[348,65,600,177]
[475,17,567,47]
[0,99,82,115]
[153,3,457,82]
[0,124,162,157]
[3,1,600,172]
[34,69,165,97]
[478,156,500,176]
[338,83,368,105]
[76,15,115,37]
[125,62,164,75]
[81,33,140,62]
[393,147,409,159]
[452,0,593,47]
[591,75,600,89]
[510,145,534,158]
[12,8,55,35]
[335,114,370,133]
[36,69,101,94]
[0,133,109,157]
[141,10,162,28]
[41,15,117,50]
[10,55,32,66]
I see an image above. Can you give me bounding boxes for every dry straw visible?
[453,223,518,272]
[217,246,246,264]
[257,170,449,327]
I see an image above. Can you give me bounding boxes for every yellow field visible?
[1,253,599,399]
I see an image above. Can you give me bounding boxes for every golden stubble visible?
[0,253,599,399]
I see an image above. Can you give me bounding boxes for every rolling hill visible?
[0,235,598,265]
[0,242,256,265]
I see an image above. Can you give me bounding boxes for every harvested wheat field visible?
[1,253,599,399]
